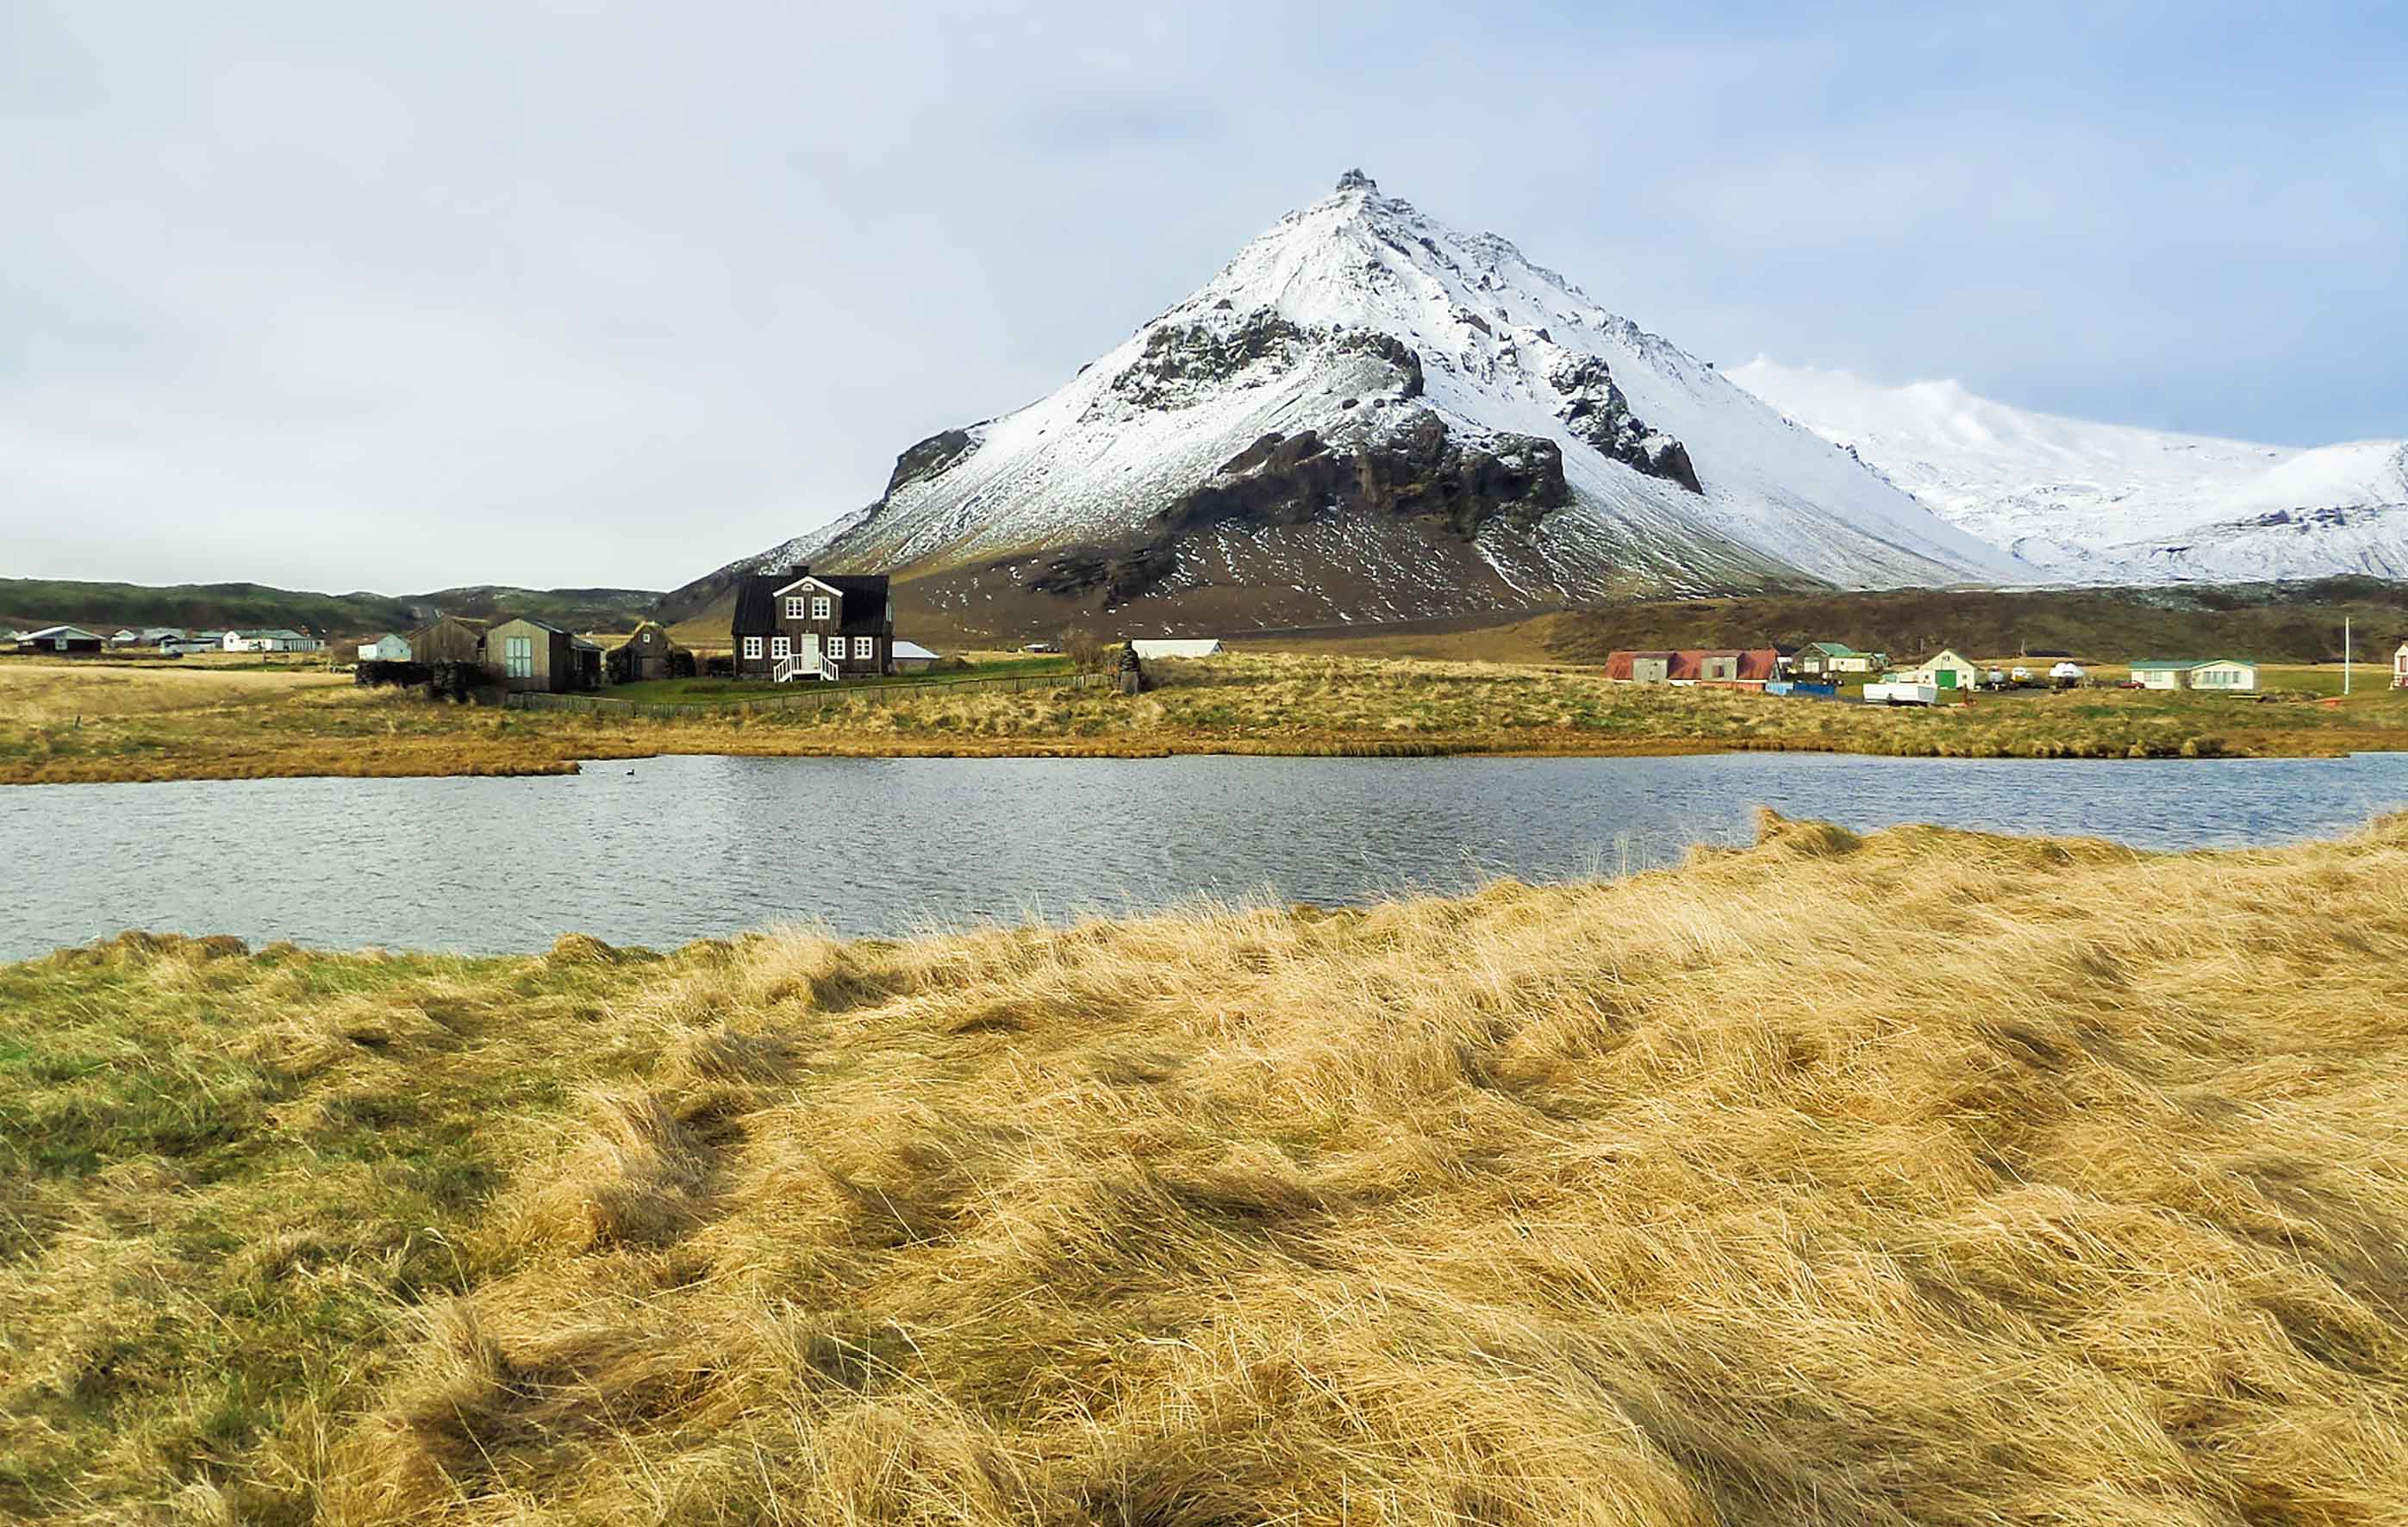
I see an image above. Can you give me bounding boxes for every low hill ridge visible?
[1,577,663,636]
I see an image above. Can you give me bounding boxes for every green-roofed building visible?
[2128,658,2257,692]
[1793,640,1888,678]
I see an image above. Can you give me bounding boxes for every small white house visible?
[2129,658,2257,692]
[2393,640,2407,689]
[1128,638,1224,660]
[359,633,413,662]
[890,639,941,674]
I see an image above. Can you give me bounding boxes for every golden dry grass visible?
[0,660,347,725]
[4,651,2406,786]
[8,814,2408,1522]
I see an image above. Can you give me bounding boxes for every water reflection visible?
[4,751,2404,959]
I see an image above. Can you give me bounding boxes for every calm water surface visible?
[5,751,2406,960]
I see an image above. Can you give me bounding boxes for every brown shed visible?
[487,617,604,694]
[409,614,490,665]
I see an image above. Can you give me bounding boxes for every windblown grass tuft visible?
[6,813,2408,1521]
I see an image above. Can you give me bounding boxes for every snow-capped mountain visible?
[1729,359,2408,583]
[665,173,2024,633]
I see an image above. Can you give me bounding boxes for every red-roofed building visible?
[1604,649,1786,688]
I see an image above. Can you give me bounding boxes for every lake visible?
[6,751,2407,961]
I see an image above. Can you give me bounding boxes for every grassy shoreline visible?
[3,651,2405,786]
[8,812,2408,1521]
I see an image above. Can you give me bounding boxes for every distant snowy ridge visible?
[1729,359,2408,583]
[666,173,2031,632]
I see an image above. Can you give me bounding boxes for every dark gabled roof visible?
[732,574,783,635]
[824,575,890,633]
[742,572,890,633]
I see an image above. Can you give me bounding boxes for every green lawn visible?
[609,655,1073,707]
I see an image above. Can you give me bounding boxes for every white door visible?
[801,634,820,670]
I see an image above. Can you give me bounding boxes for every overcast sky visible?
[4,0,2402,595]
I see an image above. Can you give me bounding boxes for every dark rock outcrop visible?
[1332,328,1424,399]
[885,428,978,496]
[1550,356,1703,494]
[1027,542,1180,606]
[1012,408,1571,608]
[1163,413,1569,548]
[1112,311,1311,408]
[1112,309,1422,412]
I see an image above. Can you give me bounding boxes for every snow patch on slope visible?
[793,175,2029,612]
[1730,358,2408,583]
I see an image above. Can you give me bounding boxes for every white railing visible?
[770,650,844,683]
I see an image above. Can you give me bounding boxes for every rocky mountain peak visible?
[663,175,2027,637]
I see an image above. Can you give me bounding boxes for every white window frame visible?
[742,636,763,660]
[812,596,832,620]
[504,634,533,679]
[783,597,807,620]
[852,636,874,660]
[770,635,790,659]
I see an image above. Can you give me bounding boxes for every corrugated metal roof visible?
[1605,648,1782,682]
[1130,638,1223,658]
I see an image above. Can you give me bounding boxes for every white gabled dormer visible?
[770,574,844,623]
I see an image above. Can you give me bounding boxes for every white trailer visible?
[1864,681,1940,706]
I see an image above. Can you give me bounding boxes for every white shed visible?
[359,633,413,662]
[1128,639,1224,660]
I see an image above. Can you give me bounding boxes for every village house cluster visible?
[352,572,942,695]
[6,625,325,655]
[5,571,970,703]
[15,608,2408,697]
[1597,642,2332,702]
